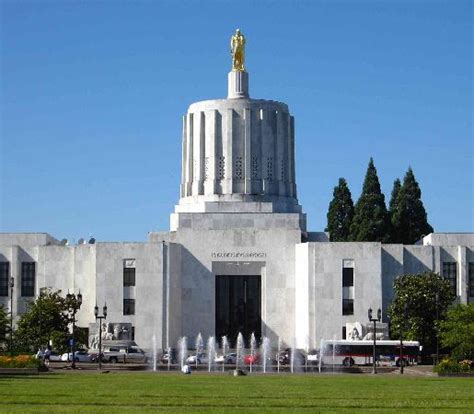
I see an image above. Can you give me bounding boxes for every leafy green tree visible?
[0,304,9,352]
[15,289,82,353]
[388,272,454,356]
[349,158,390,242]
[439,303,474,361]
[388,178,401,242]
[391,167,433,244]
[325,178,354,241]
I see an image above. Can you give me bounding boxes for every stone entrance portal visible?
[215,275,261,345]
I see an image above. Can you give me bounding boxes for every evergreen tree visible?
[388,178,402,242]
[349,158,390,242]
[391,167,433,244]
[325,178,354,241]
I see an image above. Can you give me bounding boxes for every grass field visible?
[0,372,473,413]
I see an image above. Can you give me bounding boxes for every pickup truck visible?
[101,346,148,364]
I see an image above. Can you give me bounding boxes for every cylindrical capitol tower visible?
[176,30,301,215]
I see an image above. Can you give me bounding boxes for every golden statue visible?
[230,29,246,72]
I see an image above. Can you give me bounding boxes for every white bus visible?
[320,339,421,367]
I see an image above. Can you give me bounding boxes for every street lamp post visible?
[9,277,14,356]
[368,307,382,374]
[66,291,83,369]
[435,292,440,365]
[94,303,107,371]
[399,303,407,375]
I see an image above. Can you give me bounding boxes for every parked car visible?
[186,353,208,365]
[278,348,306,365]
[102,346,148,363]
[214,353,238,364]
[61,350,92,363]
[160,349,177,364]
[35,350,62,362]
[243,353,260,365]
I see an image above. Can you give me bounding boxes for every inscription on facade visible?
[211,252,266,259]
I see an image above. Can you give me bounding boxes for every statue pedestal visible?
[228,70,249,98]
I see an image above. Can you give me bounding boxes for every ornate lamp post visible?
[66,291,83,369]
[399,302,408,374]
[368,307,381,374]
[94,303,107,371]
[9,277,14,356]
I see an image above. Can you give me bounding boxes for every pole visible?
[9,279,14,356]
[435,293,439,365]
[98,319,102,371]
[71,315,76,369]
[372,319,377,374]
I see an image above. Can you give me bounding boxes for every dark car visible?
[160,349,177,364]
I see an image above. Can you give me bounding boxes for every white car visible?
[186,353,208,364]
[61,350,92,362]
[215,353,237,364]
[35,350,62,362]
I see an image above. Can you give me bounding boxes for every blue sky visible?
[1,0,472,241]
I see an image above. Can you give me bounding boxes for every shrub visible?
[434,358,474,374]
[0,355,42,368]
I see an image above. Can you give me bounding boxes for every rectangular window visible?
[342,264,354,315]
[123,267,136,287]
[342,326,347,340]
[131,326,135,341]
[469,263,474,299]
[342,299,354,315]
[123,299,135,315]
[443,262,457,296]
[0,262,9,297]
[21,262,35,297]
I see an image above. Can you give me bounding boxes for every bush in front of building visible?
[434,358,474,374]
[0,355,42,368]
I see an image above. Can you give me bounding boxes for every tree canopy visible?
[14,289,83,353]
[439,303,474,361]
[388,272,454,356]
[390,168,433,244]
[325,178,354,241]
[0,304,9,352]
[349,158,390,242]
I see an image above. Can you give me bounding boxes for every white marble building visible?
[1,64,473,351]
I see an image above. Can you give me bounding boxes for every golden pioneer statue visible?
[230,29,246,72]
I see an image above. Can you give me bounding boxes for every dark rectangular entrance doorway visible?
[215,275,261,345]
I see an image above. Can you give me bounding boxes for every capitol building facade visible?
[1,36,473,351]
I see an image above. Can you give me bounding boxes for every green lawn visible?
[0,372,473,413]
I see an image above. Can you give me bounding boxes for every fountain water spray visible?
[167,346,171,371]
[152,334,157,372]
[221,336,229,372]
[249,333,256,373]
[195,333,203,369]
[261,337,271,373]
[318,340,325,374]
[178,336,188,370]
[207,336,216,373]
[236,332,244,370]
[290,341,296,373]
[277,337,282,373]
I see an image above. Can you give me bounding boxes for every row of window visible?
[0,262,36,297]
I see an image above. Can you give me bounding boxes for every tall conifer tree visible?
[349,158,390,242]
[391,167,433,244]
[388,178,402,242]
[325,178,354,241]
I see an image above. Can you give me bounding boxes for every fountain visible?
[261,336,271,373]
[277,337,282,373]
[318,339,325,374]
[207,336,216,372]
[152,334,157,372]
[221,335,229,372]
[249,333,256,373]
[236,332,244,370]
[167,346,171,371]
[178,336,188,370]
[195,333,203,368]
[290,341,295,373]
